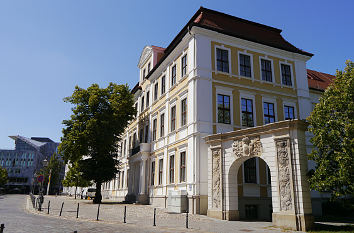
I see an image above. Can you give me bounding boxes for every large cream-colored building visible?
[102,7,334,231]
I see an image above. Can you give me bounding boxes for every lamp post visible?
[43,159,52,195]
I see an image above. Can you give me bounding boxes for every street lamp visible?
[43,159,52,196]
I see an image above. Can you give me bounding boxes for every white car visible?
[86,188,96,199]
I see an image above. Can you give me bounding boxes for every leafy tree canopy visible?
[62,162,92,188]
[58,83,135,203]
[0,166,8,186]
[40,153,64,192]
[307,60,354,198]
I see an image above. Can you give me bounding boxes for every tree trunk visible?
[93,182,102,204]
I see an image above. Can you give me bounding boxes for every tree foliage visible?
[58,83,135,203]
[62,162,92,188]
[0,166,8,186]
[307,60,354,198]
[40,153,64,193]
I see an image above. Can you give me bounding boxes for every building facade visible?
[101,7,335,231]
[0,136,60,193]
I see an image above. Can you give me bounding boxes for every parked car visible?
[86,188,96,199]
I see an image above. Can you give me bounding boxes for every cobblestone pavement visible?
[19,194,296,233]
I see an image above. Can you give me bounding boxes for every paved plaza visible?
[0,194,298,233]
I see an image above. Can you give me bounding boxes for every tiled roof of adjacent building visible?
[307,69,336,92]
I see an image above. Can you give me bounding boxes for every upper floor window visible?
[144,125,149,143]
[158,159,163,185]
[123,140,126,155]
[151,161,155,186]
[135,103,138,116]
[180,151,186,182]
[160,113,165,137]
[171,106,176,132]
[152,119,157,141]
[217,94,231,124]
[169,155,175,184]
[261,59,272,82]
[133,133,137,148]
[146,91,150,107]
[181,98,187,126]
[239,54,251,77]
[181,55,187,77]
[161,76,166,94]
[284,105,295,120]
[148,62,151,73]
[244,158,257,184]
[141,96,144,112]
[143,69,146,78]
[281,64,292,86]
[171,65,176,86]
[216,48,229,73]
[139,128,143,143]
[241,98,254,127]
[263,102,275,124]
[154,83,158,101]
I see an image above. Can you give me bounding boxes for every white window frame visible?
[262,96,278,125]
[179,148,187,183]
[215,87,234,125]
[259,56,275,84]
[170,103,177,132]
[279,61,294,87]
[239,92,257,128]
[168,152,175,184]
[181,52,188,79]
[215,45,231,74]
[238,51,254,79]
[152,116,158,141]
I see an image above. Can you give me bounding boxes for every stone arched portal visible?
[204,120,314,231]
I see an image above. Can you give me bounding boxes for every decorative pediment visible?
[138,46,153,68]
[232,136,262,158]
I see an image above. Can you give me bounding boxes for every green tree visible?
[307,60,354,198]
[40,153,64,194]
[58,83,135,203]
[0,166,8,186]
[62,162,92,198]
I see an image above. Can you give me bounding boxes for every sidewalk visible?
[26,195,295,233]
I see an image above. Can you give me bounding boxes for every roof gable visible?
[307,69,335,92]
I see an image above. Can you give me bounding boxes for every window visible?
[148,62,151,73]
[217,94,231,124]
[244,158,257,183]
[181,98,187,126]
[151,161,155,186]
[161,76,166,94]
[146,91,150,107]
[139,128,143,143]
[133,133,137,148]
[261,59,272,82]
[263,102,275,124]
[171,106,176,131]
[171,65,176,86]
[181,55,187,77]
[281,64,292,86]
[123,140,126,155]
[216,48,229,73]
[160,113,165,137]
[121,171,125,188]
[241,98,254,127]
[180,152,186,182]
[152,119,157,141]
[143,69,146,78]
[135,103,138,116]
[129,136,132,149]
[284,105,295,120]
[145,125,149,143]
[154,83,158,101]
[239,54,251,77]
[158,159,163,185]
[141,96,144,112]
[169,155,174,183]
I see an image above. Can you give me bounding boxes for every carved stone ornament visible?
[232,136,262,158]
[276,140,293,211]
[212,149,221,209]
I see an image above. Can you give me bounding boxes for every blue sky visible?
[0,0,353,149]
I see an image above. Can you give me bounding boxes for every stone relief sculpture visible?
[276,140,293,211]
[232,136,262,158]
[212,149,221,209]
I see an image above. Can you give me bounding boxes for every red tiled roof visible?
[307,69,335,92]
[193,8,313,56]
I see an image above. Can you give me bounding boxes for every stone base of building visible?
[137,194,149,204]
[272,212,314,231]
[188,195,208,215]
[207,210,240,220]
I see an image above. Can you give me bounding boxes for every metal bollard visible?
[76,203,79,218]
[153,208,156,226]
[59,202,64,216]
[0,224,5,233]
[123,206,126,223]
[47,200,50,214]
[186,211,189,229]
[96,204,100,221]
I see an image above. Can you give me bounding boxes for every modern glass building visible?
[0,135,60,193]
